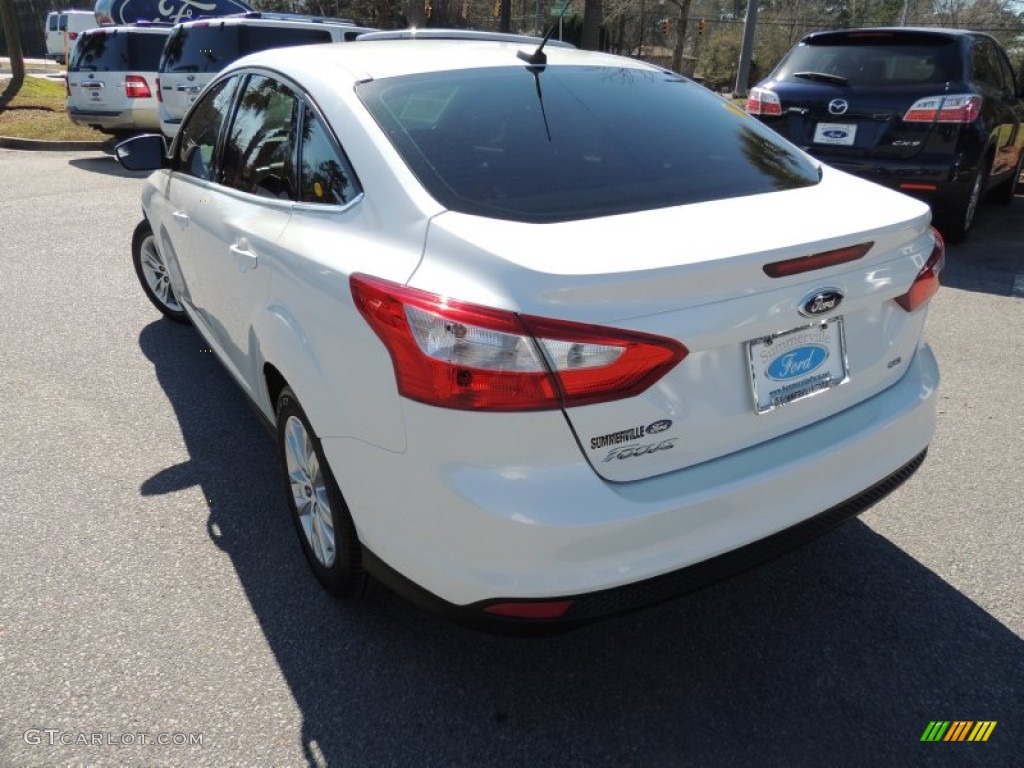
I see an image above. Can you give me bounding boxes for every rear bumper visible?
[813,155,980,212]
[325,343,939,628]
[67,103,160,133]
[367,448,927,633]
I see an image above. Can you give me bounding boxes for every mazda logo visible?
[828,99,849,115]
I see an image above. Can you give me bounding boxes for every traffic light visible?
[699,18,707,35]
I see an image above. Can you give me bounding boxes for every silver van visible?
[157,14,375,138]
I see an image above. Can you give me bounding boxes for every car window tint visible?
[358,66,819,223]
[70,30,166,72]
[220,75,299,200]
[994,46,1017,93]
[173,77,239,181]
[58,15,67,31]
[49,15,58,32]
[242,26,333,53]
[775,37,959,86]
[298,109,360,205]
[160,24,241,74]
[972,42,1002,89]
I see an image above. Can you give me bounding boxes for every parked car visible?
[156,13,375,138]
[66,23,171,136]
[747,27,1024,242]
[45,9,98,65]
[116,34,941,631]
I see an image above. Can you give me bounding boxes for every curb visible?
[0,135,108,151]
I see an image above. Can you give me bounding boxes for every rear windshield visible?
[70,30,168,72]
[160,23,333,74]
[357,66,819,223]
[774,34,961,86]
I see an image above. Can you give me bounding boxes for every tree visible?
[581,0,602,49]
[0,0,25,110]
[667,0,693,73]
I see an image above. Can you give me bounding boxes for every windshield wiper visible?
[793,71,849,86]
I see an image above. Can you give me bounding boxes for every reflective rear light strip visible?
[895,228,944,312]
[763,242,873,278]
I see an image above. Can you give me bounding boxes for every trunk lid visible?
[414,168,936,482]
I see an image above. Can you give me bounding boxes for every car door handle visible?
[176,84,203,93]
[229,243,258,272]
[172,210,190,228]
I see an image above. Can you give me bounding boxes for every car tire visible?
[277,386,368,598]
[132,220,189,323]
[990,151,1023,205]
[938,164,988,243]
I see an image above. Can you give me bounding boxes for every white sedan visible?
[116,33,942,630]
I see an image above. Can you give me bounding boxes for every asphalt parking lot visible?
[0,149,1021,767]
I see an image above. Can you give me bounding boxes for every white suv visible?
[157,14,374,138]
[66,24,171,136]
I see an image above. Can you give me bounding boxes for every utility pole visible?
[733,0,759,96]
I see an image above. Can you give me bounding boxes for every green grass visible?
[0,76,108,141]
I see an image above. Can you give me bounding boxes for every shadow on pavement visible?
[69,155,150,178]
[137,319,1023,767]
[940,192,1023,298]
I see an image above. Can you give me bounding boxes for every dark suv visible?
[747,28,1024,241]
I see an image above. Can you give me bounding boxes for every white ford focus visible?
[116,33,942,631]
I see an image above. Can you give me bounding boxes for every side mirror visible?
[115,134,168,171]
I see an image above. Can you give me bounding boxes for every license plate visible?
[748,318,848,413]
[813,122,856,146]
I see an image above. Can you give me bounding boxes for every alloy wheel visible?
[139,236,183,313]
[283,415,337,568]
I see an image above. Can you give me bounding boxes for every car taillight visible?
[155,76,162,102]
[68,31,78,40]
[125,75,151,99]
[903,94,981,123]
[350,274,687,411]
[746,87,782,116]
[895,227,944,312]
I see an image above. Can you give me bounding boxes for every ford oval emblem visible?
[646,419,672,435]
[767,345,829,381]
[823,130,848,139]
[799,288,844,318]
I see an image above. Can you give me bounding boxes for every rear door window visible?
[71,31,166,72]
[298,109,360,205]
[160,25,242,74]
[774,34,960,86]
[160,24,333,75]
[243,26,333,53]
[220,75,300,200]
[48,14,59,32]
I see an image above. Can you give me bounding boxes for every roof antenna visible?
[517,0,573,68]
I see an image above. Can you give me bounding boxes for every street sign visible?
[550,0,573,17]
